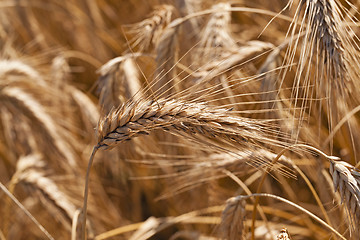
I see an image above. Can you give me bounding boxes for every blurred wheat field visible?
[1,0,360,239]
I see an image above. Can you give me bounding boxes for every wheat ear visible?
[127,5,175,52]
[96,98,282,150]
[329,159,360,237]
[196,2,236,62]
[284,0,360,136]
[11,155,77,232]
[220,196,246,240]
[82,98,289,238]
[17,170,77,231]
[98,57,143,113]
[0,59,45,85]
[1,87,77,167]
[82,146,98,240]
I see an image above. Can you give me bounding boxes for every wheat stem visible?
[81,145,99,240]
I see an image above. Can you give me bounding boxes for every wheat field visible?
[1,0,360,239]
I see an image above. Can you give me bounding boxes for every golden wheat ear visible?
[81,97,293,238]
[96,98,285,151]
[329,159,360,237]
[195,2,236,63]
[10,154,95,240]
[126,5,175,52]
[97,56,143,113]
[283,0,360,131]
[0,154,55,239]
[220,196,246,240]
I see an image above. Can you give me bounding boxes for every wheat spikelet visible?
[220,196,246,240]
[329,159,360,237]
[127,5,175,52]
